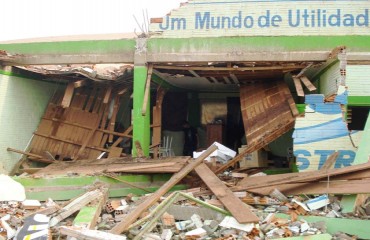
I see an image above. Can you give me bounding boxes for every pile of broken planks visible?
[3,144,370,239]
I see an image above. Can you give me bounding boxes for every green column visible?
[132,38,150,156]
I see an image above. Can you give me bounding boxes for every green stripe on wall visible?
[0,39,136,55]
[148,36,370,52]
[348,96,370,106]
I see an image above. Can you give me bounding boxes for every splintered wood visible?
[235,161,370,195]
[240,80,297,147]
[26,84,132,161]
[217,80,297,173]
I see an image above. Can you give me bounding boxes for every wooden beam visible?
[154,65,304,71]
[320,151,339,171]
[300,76,317,91]
[215,120,294,174]
[60,226,126,240]
[108,95,121,143]
[101,172,152,193]
[151,87,166,159]
[134,141,144,157]
[72,189,108,229]
[41,117,132,138]
[103,86,112,104]
[292,76,304,96]
[74,80,88,88]
[141,63,153,116]
[248,179,370,195]
[33,132,112,154]
[61,82,75,108]
[6,148,55,164]
[235,161,370,191]
[50,188,104,227]
[111,126,133,148]
[109,144,218,234]
[194,163,259,223]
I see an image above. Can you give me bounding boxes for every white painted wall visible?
[319,62,341,97]
[0,73,64,174]
[347,65,370,96]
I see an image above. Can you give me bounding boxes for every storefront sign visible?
[150,0,370,37]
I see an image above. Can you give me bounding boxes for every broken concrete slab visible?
[0,174,25,201]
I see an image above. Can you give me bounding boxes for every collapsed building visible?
[0,0,369,239]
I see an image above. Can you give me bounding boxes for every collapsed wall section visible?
[0,72,64,174]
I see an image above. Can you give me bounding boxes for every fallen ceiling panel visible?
[240,79,299,147]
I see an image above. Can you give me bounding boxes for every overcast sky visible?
[1,0,184,41]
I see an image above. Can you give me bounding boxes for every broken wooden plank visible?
[74,80,88,88]
[109,144,217,234]
[111,126,133,148]
[247,179,370,195]
[108,147,123,158]
[134,140,144,157]
[101,172,152,193]
[60,226,126,240]
[194,163,259,223]
[7,148,55,164]
[103,86,112,104]
[72,188,108,229]
[61,82,75,108]
[341,194,370,214]
[152,87,166,159]
[141,63,153,116]
[292,76,304,96]
[320,151,339,171]
[105,162,177,173]
[300,76,317,91]
[235,161,370,192]
[215,120,295,174]
[50,188,104,227]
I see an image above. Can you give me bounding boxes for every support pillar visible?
[132,38,150,156]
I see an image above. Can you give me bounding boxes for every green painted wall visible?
[0,39,135,55]
[0,72,64,174]
[348,96,370,106]
[148,36,370,53]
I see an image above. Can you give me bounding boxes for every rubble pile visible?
[0,186,365,240]
[1,145,370,239]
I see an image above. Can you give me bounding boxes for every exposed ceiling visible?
[11,60,325,93]
[153,61,321,92]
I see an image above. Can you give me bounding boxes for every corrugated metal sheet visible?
[240,80,296,147]
[347,65,370,97]
[149,0,370,38]
[319,62,340,97]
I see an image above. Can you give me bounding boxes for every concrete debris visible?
[0,175,25,202]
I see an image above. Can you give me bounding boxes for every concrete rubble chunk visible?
[161,212,175,227]
[21,199,41,210]
[0,175,26,201]
[175,220,193,231]
[306,195,330,210]
[190,214,203,228]
[1,215,16,239]
[219,216,255,232]
[161,229,173,240]
[185,227,207,238]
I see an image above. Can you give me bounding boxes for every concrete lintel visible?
[147,51,330,63]
[347,52,370,61]
[2,54,134,66]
